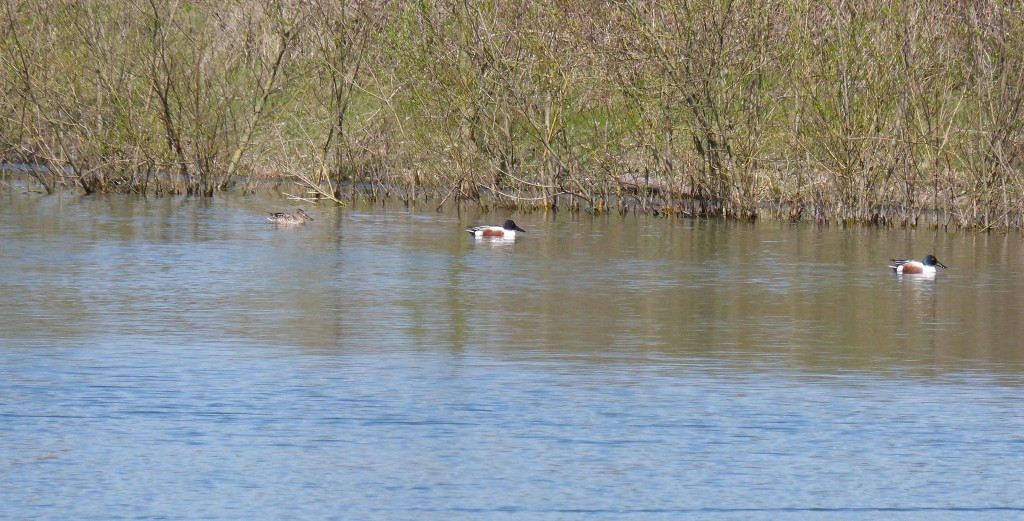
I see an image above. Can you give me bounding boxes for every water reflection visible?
[1,192,1023,519]
[2,193,1022,372]
[471,235,519,249]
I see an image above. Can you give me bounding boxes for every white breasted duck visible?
[890,255,947,275]
[467,219,526,238]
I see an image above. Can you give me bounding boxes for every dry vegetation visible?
[2,0,1023,229]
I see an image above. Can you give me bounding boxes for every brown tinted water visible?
[1,191,1023,519]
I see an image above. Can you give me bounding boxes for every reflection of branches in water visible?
[286,173,346,207]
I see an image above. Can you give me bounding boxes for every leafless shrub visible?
[2,0,1023,229]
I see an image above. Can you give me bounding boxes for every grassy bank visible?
[2,0,1023,229]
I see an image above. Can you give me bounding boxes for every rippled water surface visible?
[2,192,1023,520]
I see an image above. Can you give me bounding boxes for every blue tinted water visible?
[1,193,1022,520]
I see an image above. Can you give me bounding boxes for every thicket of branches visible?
[2,0,1023,229]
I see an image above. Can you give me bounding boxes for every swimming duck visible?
[890,255,947,275]
[467,219,526,238]
[268,208,314,225]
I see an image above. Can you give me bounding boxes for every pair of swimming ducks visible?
[463,221,948,274]
[268,209,945,274]
[268,209,526,237]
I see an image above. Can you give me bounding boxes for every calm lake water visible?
[1,190,1023,520]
